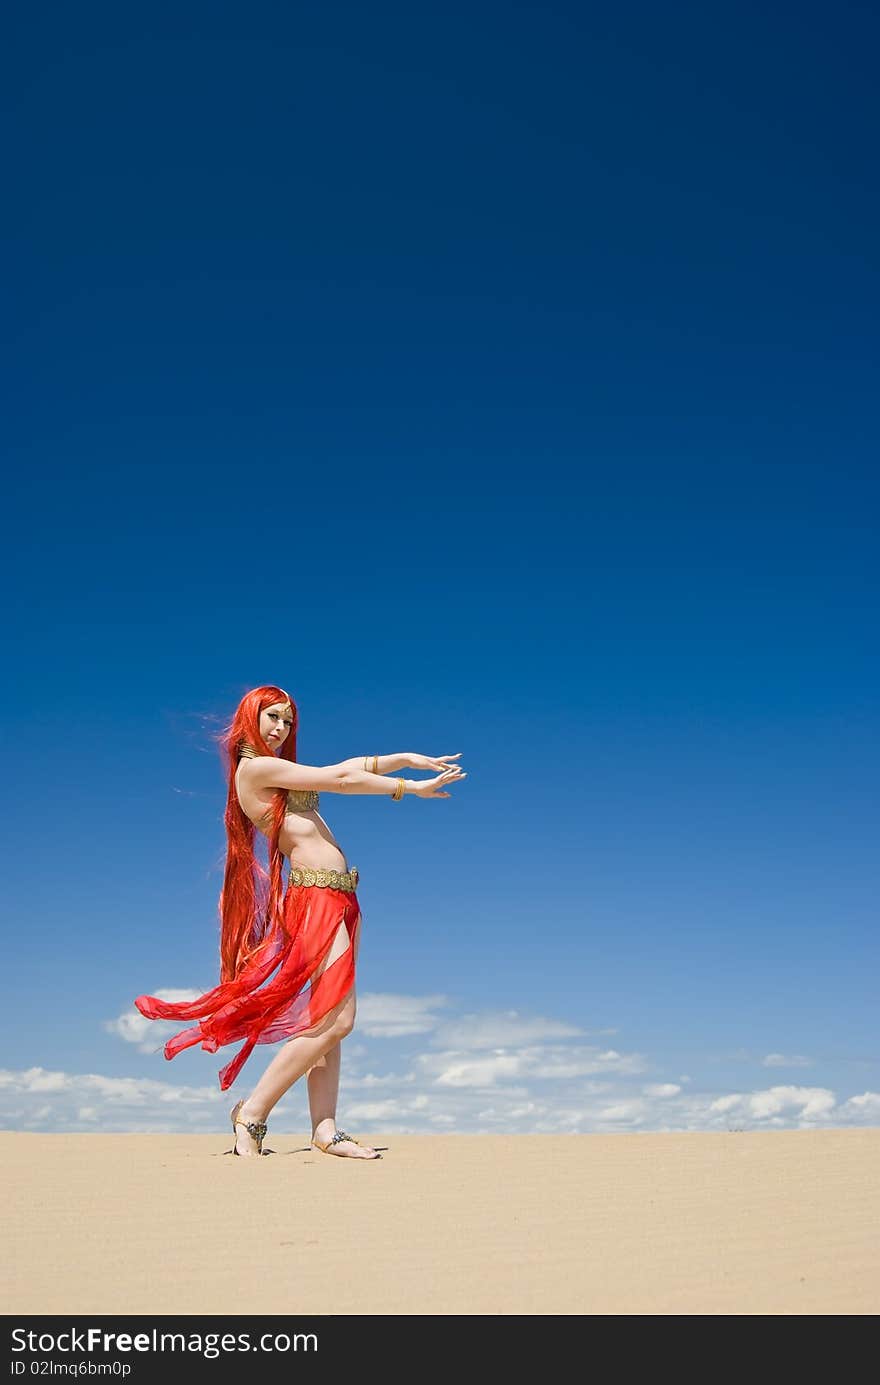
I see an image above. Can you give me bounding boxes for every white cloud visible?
[429,1053,529,1089]
[0,1067,220,1128]
[752,1086,836,1121]
[1,1062,876,1136]
[710,1085,837,1124]
[761,1053,813,1068]
[711,1095,740,1114]
[347,1070,417,1088]
[598,1099,647,1124]
[838,1091,880,1122]
[19,1068,69,1093]
[344,1097,430,1122]
[354,992,452,1037]
[428,1009,588,1050]
[416,1044,646,1089]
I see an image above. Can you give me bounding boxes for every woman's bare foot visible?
[312,1120,381,1159]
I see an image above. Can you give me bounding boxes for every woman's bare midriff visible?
[234,765,348,872]
[277,810,349,873]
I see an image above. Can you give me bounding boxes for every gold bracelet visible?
[392,778,405,801]
[363,756,368,771]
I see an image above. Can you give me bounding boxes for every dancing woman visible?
[134,685,465,1159]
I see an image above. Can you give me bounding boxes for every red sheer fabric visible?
[135,884,360,1091]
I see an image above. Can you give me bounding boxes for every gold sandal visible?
[230,1098,269,1156]
[312,1129,381,1159]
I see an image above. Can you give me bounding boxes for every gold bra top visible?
[272,788,320,816]
[238,743,320,819]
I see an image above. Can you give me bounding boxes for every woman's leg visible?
[306,915,377,1159]
[306,904,364,1135]
[306,1027,377,1158]
[307,1041,341,1133]
[234,907,357,1155]
[233,993,355,1153]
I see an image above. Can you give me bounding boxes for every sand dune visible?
[3,1128,878,1315]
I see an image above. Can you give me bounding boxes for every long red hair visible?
[214,685,298,982]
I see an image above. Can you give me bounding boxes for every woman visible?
[135,684,465,1159]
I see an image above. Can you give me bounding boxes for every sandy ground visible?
[3,1128,878,1315]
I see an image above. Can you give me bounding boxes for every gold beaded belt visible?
[287,864,359,892]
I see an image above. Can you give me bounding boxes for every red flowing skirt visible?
[134,880,360,1091]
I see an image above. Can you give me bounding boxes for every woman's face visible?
[259,702,293,751]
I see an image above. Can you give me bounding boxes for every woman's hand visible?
[409,765,467,798]
[408,751,463,772]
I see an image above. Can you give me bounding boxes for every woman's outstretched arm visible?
[243,755,413,796]
[244,755,465,799]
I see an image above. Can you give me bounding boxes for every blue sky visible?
[3,2,878,1135]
